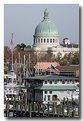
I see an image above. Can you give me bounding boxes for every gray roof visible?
[24,75,79,81]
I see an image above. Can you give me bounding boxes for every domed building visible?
[33,8,59,51]
[33,8,79,56]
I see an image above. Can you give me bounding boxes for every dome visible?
[34,9,59,37]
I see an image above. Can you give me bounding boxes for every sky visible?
[4,4,79,46]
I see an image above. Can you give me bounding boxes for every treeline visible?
[4,43,79,66]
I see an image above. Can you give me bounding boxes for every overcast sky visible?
[4,4,79,46]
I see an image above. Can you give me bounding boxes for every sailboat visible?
[4,33,23,100]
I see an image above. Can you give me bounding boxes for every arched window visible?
[44,38,46,43]
[41,38,43,43]
[36,38,37,43]
[38,38,40,43]
[53,39,55,43]
[47,38,49,43]
[50,39,52,43]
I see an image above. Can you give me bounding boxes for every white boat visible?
[4,69,19,97]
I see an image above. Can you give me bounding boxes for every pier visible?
[4,94,79,118]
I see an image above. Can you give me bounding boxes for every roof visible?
[56,65,79,72]
[34,62,60,70]
[34,9,58,37]
[35,85,79,91]
[60,44,79,48]
[25,75,79,81]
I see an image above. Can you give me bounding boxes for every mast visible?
[11,33,14,70]
[24,55,26,77]
[29,54,30,75]
[18,52,21,67]
[10,33,14,85]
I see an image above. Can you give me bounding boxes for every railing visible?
[4,94,79,118]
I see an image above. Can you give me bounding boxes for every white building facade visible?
[24,75,79,102]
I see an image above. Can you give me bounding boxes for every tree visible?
[55,52,62,63]
[20,43,26,50]
[40,50,54,62]
[16,44,21,48]
[4,46,11,62]
[27,45,31,49]
[72,52,79,65]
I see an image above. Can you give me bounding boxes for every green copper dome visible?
[34,8,59,37]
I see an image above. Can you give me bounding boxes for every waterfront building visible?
[23,75,79,103]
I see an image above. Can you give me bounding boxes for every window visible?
[62,81,65,84]
[55,81,57,84]
[53,39,55,43]
[72,80,75,84]
[67,80,70,84]
[44,39,46,43]
[47,39,49,43]
[38,38,40,43]
[49,81,52,84]
[49,91,52,94]
[45,81,47,84]
[50,39,52,43]
[75,80,79,83]
[41,38,42,43]
[52,95,57,101]
[70,80,72,83]
[44,95,46,101]
[45,91,47,94]
[48,95,50,101]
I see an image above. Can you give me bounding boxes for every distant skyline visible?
[4,4,79,47]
